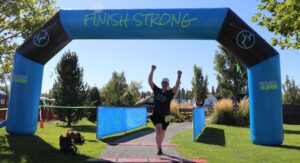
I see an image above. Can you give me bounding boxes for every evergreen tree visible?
[214,45,248,98]
[140,91,147,99]
[86,86,101,123]
[185,90,193,99]
[52,50,87,126]
[211,86,216,96]
[192,65,209,106]
[181,88,186,99]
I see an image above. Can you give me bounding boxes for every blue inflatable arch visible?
[6,8,283,145]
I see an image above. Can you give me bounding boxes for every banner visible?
[97,107,147,139]
[193,107,206,141]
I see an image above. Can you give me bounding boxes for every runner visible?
[148,65,182,155]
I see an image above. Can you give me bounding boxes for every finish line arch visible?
[6,8,283,145]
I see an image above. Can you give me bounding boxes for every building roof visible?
[0,91,6,96]
[135,95,154,106]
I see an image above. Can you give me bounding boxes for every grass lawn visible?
[0,118,153,163]
[0,119,105,163]
[172,123,300,162]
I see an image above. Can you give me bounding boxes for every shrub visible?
[170,100,185,122]
[235,98,250,126]
[211,99,236,125]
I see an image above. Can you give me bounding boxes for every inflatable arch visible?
[5,8,283,145]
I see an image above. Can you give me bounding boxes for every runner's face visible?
[161,81,169,91]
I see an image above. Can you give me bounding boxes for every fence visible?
[283,105,300,124]
[0,108,7,121]
[97,107,147,139]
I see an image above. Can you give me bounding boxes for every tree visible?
[211,86,216,96]
[101,71,128,106]
[0,59,12,94]
[51,50,87,126]
[140,91,152,99]
[121,90,135,106]
[252,0,300,49]
[175,88,185,99]
[0,1,57,93]
[128,81,142,102]
[181,88,186,99]
[185,90,193,99]
[86,86,101,123]
[282,75,300,104]
[192,65,209,106]
[214,45,248,98]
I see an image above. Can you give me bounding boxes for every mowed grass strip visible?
[172,124,300,162]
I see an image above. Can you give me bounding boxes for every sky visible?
[41,0,300,93]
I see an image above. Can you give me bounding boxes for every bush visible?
[211,99,236,125]
[235,98,249,126]
[170,100,185,122]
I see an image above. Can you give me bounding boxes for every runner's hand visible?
[152,65,156,71]
[178,70,182,77]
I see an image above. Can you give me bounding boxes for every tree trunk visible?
[67,116,72,126]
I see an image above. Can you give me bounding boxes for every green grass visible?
[172,123,300,162]
[0,119,105,163]
[0,118,154,163]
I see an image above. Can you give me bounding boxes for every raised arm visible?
[172,70,182,94]
[148,65,156,89]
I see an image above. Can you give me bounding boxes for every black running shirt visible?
[152,84,175,116]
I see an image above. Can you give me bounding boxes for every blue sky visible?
[41,0,300,93]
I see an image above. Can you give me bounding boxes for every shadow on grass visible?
[162,153,207,162]
[101,127,155,145]
[0,134,90,163]
[196,127,226,146]
[276,144,300,150]
[57,125,96,133]
[284,129,300,135]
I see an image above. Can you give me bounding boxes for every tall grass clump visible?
[235,98,250,126]
[211,99,236,125]
[170,100,185,122]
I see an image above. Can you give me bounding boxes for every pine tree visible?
[86,86,101,123]
[52,50,87,126]
[211,86,216,96]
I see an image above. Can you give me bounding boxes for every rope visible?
[0,106,97,110]
[39,105,96,109]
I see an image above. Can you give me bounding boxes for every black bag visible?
[71,131,85,145]
[59,135,78,155]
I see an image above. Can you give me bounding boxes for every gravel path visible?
[88,122,193,162]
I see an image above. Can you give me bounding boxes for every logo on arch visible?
[33,30,50,47]
[236,30,255,49]
[259,81,278,91]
